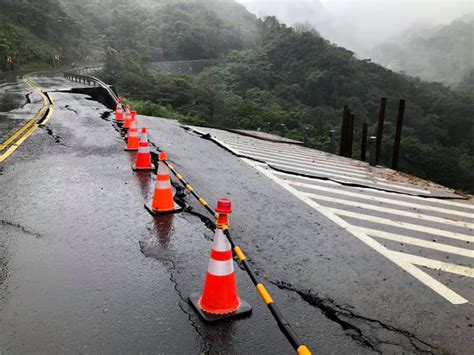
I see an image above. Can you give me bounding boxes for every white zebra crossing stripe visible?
[272,170,473,211]
[286,180,474,219]
[304,192,474,229]
[327,208,474,243]
[244,158,470,304]
[353,227,473,258]
[226,141,367,171]
[228,147,368,176]
[249,155,369,178]
[388,251,474,277]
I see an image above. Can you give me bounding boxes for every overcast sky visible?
[236,0,473,56]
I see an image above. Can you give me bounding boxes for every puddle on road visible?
[134,170,153,199]
[153,215,175,249]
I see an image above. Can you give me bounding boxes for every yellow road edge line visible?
[0,99,47,152]
[0,117,38,151]
[39,105,54,126]
[0,124,39,162]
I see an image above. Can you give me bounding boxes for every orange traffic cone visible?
[133,127,154,171]
[123,109,133,129]
[125,118,139,151]
[145,152,184,216]
[189,199,251,322]
[115,100,123,123]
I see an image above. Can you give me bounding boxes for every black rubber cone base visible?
[132,163,155,171]
[144,202,184,216]
[188,292,252,323]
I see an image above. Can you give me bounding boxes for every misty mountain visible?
[370,16,474,85]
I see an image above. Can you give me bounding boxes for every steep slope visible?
[59,0,258,61]
[1,0,258,66]
[0,15,55,66]
[0,0,83,63]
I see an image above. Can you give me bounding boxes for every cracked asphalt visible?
[0,75,473,354]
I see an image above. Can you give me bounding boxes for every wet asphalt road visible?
[0,76,42,143]
[1,75,473,354]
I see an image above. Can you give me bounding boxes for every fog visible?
[236,0,473,57]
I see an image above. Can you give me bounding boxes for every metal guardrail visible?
[63,66,119,103]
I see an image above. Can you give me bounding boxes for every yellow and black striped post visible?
[163,159,312,355]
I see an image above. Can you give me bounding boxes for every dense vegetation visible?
[0,15,55,66]
[0,0,257,64]
[1,0,473,193]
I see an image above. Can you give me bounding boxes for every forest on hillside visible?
[1,0,473,193]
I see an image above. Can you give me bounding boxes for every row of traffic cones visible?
[115,98,154,170]
[115,97,251,322]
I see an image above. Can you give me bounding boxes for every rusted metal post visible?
[347,112,355,158]
[369,136,377,166]
[303,127,309,146]
[330,130,336,154]
[339,105,349,156]
[375,97,387,165]
[361,122,368,161]
[391,99,406,170]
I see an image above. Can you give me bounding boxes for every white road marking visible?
[228,145,368,175]
[223,141,431,194]
[244,159,470,304]
[287,180,474,219]
[389,251,474,277]
[225,136,357,161]
[236,150,370,178]
[272,170,474,211]
[326,208,474,243]
[353,227,474,258]
[225,140,367,171]
[304,192,474,229]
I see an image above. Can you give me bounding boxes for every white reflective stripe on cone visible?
[207,259,234,276]
[138,147,150,153]
[139,133,148,142]
[157,162,169,176]
[156,179,172,189]
[129,131,139,137]
[213,229,231,252]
